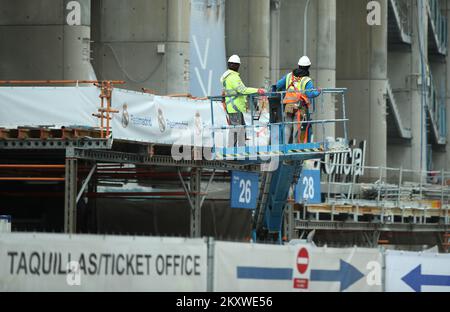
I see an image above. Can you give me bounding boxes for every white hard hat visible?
[228,55,241,64]
[298,56,311,67]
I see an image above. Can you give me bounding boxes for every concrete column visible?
[0,0,93,80]
[336,0,388,169]
[92,0,190,93]
[166,0,190,94]
[446,0,450,172]
[270,0,281,84]
[225,0,270,88]
[315,0,336,141]
[410,0,428,178]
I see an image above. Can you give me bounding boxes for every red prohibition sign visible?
[297,248,309,274]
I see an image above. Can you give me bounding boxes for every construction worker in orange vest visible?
[276,56,321,144]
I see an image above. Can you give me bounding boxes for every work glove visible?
[257,88,266,96]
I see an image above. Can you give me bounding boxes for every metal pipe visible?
[303,0,312,56]
[76,165,97,203]
[0,80,125,85]
[0,165,65,169]
[377,166,383,220]
[398,167,403,207]
[86,192,206,198]
[177,168,195,210]
[210,97,215,152]
[200,170,216,208]
[441,169,445,221]
[209,118,349,130]
[208,88,348,100]
[341,93,349,142]
[0,177,65,181]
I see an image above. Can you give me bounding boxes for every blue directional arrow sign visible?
[310,260,364,292]
[237,267,293,281]
[402,265,450,292]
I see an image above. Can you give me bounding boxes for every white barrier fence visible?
[213,242,383,292]
[0,233,449,292]
[0,234,207,292]
[385,250,450,292]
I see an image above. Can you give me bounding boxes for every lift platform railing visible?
[208,88,348,160]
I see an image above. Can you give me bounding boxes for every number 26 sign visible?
[230,171,259,209]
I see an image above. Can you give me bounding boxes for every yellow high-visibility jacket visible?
[220,70,258,114]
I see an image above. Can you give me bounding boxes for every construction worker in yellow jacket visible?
[220,55,265,147]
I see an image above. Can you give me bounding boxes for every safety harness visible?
[283,73,312,144]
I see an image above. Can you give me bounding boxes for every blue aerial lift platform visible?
[209,88,349,243]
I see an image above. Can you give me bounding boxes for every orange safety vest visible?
[283,74,312,144]
[283,74,311,108]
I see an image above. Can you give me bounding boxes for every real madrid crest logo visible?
[158,108,166,133]
[121,103,129,128]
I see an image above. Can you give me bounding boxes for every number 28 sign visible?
[295,170,321,204]
[230,171,259,209]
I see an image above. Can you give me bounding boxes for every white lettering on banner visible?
[6,251,202,277]
[130,115,152,128]
[0,234,207,292]
[323,140,366,178]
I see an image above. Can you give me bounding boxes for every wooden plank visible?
[0,128,11,139]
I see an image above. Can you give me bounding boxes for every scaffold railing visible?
[208,88,349,160]
[390,0,413,43]
[320,161,450,225]
[429,71,447,144]
[427,0,448,54]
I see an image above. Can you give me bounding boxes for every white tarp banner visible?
[0,86,100,128]
[0,86,270,147]
[385,250,450,292]
[0,233,207,292]
[213,241,312,292]
[111,88,228,147]
[309,247,383,292]
[111,88,270,147]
